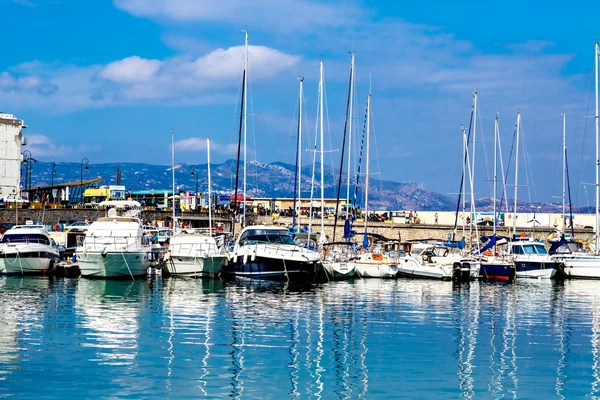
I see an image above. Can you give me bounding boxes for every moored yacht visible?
[477,235,516,282]
[355,242,399,278]
[163,234,225,278]
[0,222,60,275]
[222,225,321,282]
[76,201,157,278]
[321,242,357,280]
[507,237,563,279]
[397,242,453,280]
[549,236,600,279]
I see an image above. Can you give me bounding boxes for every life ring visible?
[53,224,60,232]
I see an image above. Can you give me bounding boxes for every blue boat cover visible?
[363,231,369,249]
[444,237,465,250]
[548,235,569,255]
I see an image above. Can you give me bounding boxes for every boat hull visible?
[322,261,357,280]
[163,255,225,278]
[0,253,57,275]
[356,262,398,278]
[222,256,319,282]
[557,257,600,279]
[479,262,515,282]
[78,251,150,278]
[397,259,451,280]
[514,260,561,279]
[0,246,60,275]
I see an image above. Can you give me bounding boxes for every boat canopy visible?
[443,237,465,250]
[98,200,142,209]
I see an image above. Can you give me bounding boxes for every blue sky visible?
[2,0,600,204]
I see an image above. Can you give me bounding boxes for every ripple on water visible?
[2,277,600,398]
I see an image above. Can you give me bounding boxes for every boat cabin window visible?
[1,233,50,245]
[512,243,548,255]
[239,229,295,245]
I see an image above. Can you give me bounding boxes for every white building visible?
[0,113,26,201]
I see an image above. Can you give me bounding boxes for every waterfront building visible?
[0,113,26,201]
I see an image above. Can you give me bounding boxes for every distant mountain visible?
[24,160,588,212]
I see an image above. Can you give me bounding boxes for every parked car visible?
[64,221,90,232]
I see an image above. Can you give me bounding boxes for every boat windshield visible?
[1,233,50,245]
[239,229,295,245]
[520,244,548,255]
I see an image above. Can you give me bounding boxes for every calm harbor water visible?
[1,276,600,399]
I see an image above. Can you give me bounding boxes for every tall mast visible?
[243,28,248,228]
[462,125,467,238]
[562,113,566,234]
[493,115,498,237]
[471,91,478,232]
[364,94,371,237]
[319,61,325,243]
[513,112,521,236]
[346,52,355,218]
[595,42,599,253]
[171,129,176,230]
[296,77,304,228]
[207,137,212,236]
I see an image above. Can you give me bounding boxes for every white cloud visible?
[113,0,359,31]
[174,138,239,154]
[100,56,162,83]
[0,43,299,110]
[24,134,101,158]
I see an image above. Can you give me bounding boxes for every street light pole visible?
[51,162,56,202]
[22,150,31,194]
[80,158,89,204]
[190,165,199,211]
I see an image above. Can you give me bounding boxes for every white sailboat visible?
[506,112,562,278]
[355,93,398,278]
[549,71,600,278]
[317,58,357,280]
[163,138,226,278]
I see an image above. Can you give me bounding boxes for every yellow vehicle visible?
[83,185,126,207]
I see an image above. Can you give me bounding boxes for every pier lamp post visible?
[22,150,31,192]
[80,158,89,203]
[51,162,56,202]
[190,165,199,211]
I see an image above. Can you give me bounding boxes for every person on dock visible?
[434,212,438,225]
[408,210,414,224]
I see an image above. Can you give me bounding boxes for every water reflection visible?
[75,279,147,366]
[0,277,51,385]
[4,277,600,397]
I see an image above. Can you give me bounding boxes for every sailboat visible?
[354,93,398,278]
[505,112,563,278]
[222,30,321,282]
[549,104,600,278]
[163,137,226,278]
[478,115,516,281]
[318,57,357,280]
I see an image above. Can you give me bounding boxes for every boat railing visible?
[77,234,143,250]
[169,242,223,256]
[0,237,51,246]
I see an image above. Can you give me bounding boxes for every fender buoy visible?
[53,224,60,232]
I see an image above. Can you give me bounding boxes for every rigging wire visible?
[576,73,595,205]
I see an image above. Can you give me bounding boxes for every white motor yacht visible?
[0,223,60,275]
[76,201,158,278]
[507,238,564,279]
[163,234,225,278]
[222,225,321,282]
